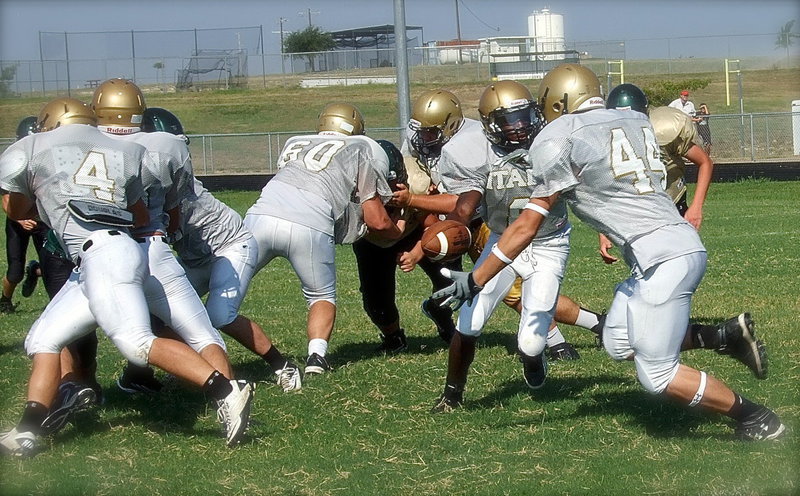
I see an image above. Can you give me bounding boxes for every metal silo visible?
[528,8,566,60]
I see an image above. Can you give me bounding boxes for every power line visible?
[458,0,500,33]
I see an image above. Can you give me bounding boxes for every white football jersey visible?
[435,118,501,196]
[471,148,569,237]
[247,134,392,244]
[110,131,196,236]
[174,178,251,266]
[527,109,704,271]
[0,124,146,261]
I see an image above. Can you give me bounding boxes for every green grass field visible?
[1,180,798,495]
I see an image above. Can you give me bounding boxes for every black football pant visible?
[4,218,48,284]
[352,226,461,328]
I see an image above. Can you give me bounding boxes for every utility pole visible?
[454,0,463,64]
[279,17,287,74]
[299,8,320,27]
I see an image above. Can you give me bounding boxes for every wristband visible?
[524,202,550,217]
[491,244,514,264]
[467,272,484,293]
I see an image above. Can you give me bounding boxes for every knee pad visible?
[106,328,155,367]
[205,297,239,329]
[517,326,547,357]
[634,358,680,394]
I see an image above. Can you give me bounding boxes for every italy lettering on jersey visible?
[478,148,569,237]
[649,106,704,202]
[174,178,250,266]
[249,134,392,244]
[0,124,146,261]
[109,131,196,236]
[527,109,703,271]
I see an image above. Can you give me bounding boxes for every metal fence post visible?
[750,114,755,161]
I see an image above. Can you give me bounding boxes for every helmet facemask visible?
[483,102,544,151]
[408,121,449,168]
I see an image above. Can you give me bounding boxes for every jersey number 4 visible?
[73,151,116,201]
[609,127,666,194]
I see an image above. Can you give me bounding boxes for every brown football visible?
[420,220,472,261]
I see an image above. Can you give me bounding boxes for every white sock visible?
[308,338,328,357]
[575,308,600,330]
[546,327,566,347]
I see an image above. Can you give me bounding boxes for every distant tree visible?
[283,26,336,72]
[775,20,799,67]
[642,78,711,107]
[0,65,18,98]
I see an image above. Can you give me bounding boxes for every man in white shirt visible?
[668,90,697,118]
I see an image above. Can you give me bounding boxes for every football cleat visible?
[216,380,254,447]
[21,260,40,298]
[430,384,464,414]
[275,362,302,393]
[520,351,548,390]
[548,342,581,361]
[377,329,408,354]
[40,382,97,436]
[735,406,786,441]
[716,313,768,379]
[0,298,14,314]
[117,364,164,394]
[0,427,38,458]
[421,298,457,343]
[304,353,332,375]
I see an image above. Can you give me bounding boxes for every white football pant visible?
[26,230,155,366]
[181,236,258,329]
[602,251,707,394]
[457,227,570,358]
[244,214,336,306]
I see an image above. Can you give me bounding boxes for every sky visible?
[1,0,798,62]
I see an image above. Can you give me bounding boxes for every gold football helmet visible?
[478,80,543,151]
[37,98,96,132]
[538,63,604,123]
[316,103,365,136]
[408,89,463,161]
[91,78,146,127]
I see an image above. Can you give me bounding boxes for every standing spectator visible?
[696,103,712,155]
[668,90,697,118]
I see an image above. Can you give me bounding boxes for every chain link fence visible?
[0,113,797,175]
[2,30,796,96]
[181,112,800,175]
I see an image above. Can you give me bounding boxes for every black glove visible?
[432,268,484,311]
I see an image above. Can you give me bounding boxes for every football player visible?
[601,83,766,380]
[0,98,252,457]
[428,81,573,411]
[393,89,604,361]
[91,79,240,384]
[244,103,405,376]
[112,107,302,393]
[0,116,48,313]
[433,64,784,441]
[352,138,453,352]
